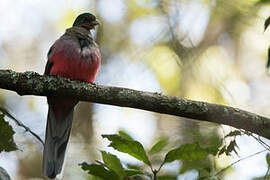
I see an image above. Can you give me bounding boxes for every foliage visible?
[101,151,126,180]
[266,153,270,167]
[251,153,270,180]
[218,140,239,156]
[217,130,241,157]
[80,162,119,180]
[102,134,152,167]
[1,0,270,179]
[81,132,221,180]
[265,16,270,71]
[224,130,242,138]
[0,113,17,153]
[164,142,213,163]
[267,46,270,70]
[148,137,169,156]
[264,16,270,32]
[256,0,270,5]
[118,130,134,141]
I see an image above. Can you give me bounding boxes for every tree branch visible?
[0,106,44,146]
[1,69,270,139]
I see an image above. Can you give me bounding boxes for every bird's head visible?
[73,13,99,31]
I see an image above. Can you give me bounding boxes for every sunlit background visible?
[0,0,270,179]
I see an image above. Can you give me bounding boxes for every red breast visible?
[49,36,101,83]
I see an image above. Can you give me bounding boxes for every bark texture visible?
[1,69,270,139]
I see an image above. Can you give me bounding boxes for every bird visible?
[42,13,101,179]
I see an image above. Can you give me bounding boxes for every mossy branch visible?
[0,69,270,139]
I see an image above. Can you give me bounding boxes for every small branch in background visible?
[264,167,270,180]
[214,149,267,177]
[153,170,157,180]
[241,129,270,150]
[0,106,44,146]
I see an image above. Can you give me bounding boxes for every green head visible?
[73,13,99,31]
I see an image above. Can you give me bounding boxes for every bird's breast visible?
[49,38,100,83]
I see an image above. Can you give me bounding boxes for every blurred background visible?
[0,0,270,179]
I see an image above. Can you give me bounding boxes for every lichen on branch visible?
[0,69,270,139]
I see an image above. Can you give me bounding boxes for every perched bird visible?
[43,13,100,179]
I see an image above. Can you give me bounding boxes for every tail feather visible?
[43,106,74,179]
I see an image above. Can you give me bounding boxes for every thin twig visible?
[153,170,157,180]
[254,135,270,150]
[0,106,44,146]
[264,167,270,180]
[241,130,270,150]
[215,149,268,176]
[258,136,270,150]
[156,161,165,173]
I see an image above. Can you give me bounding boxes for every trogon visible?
[43,13,100,179]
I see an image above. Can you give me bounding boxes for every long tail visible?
[42,104,75,179]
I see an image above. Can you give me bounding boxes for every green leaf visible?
[124,169,144,177]
[265,16,270,32]
[118,130,134,141]
[79,162,118,180]
[266,153,270,167]
[125,166,152,178]
[226,140,239,156]
[126,164,141,170]
[256,0,270,5]
[149,137,169,155]
[224,130,242,138]
[199,177,219,180]
[253,175,270,180]
[0,114,17,153]
[91,176,104,180]
[218,146,226,156]
[102,134,151,167]
[198,177,208,180]
[101,151,125,179]
[179,159,210,174]
[267,46,270,69]
[164,142,209,163]
[157,174,178,180]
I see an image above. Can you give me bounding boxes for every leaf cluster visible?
[0,113,17,153]
[80,133,216,180]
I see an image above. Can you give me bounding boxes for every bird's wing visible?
[44,45,54,75]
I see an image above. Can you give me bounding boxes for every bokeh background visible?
[0,0,270,179]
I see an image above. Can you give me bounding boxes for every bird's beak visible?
[91,20,99,26]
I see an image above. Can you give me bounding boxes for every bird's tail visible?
[42,104,75,179]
